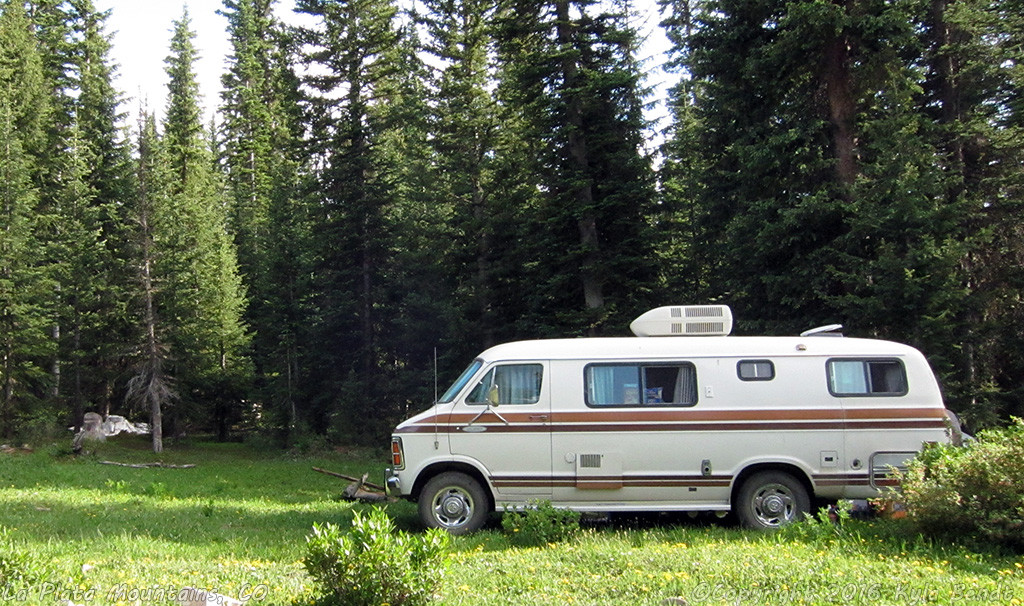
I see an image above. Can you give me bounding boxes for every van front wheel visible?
[736,471,809,529]
[419,472,489,535]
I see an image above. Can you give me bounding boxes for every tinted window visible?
[738,360,775,381]
[828,359,907,396]
[586,363,697,407]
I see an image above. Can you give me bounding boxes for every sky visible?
[95,0,675,129]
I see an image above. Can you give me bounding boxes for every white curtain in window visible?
[830,361,867,394]
[496,364,542,404]
[587,367,619,406]
[674,365,697,404]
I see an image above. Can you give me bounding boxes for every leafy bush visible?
[897,419,1024,550]
[502,500,581,547]
[776,501,854,543]
[304,507,450,606]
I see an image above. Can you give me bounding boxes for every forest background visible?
[0,0,1021,451]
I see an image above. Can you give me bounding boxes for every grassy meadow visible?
[0,437,1021,605]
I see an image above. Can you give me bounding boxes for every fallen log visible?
[312,467,386,492]
[313,467,391,503]
[99,460,196,469]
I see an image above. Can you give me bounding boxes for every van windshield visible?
[438,360,483,403]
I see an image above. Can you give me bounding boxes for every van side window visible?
[827,359,907,396]
[466,364,543,405]
[737,360,775,381]
[585,363,698,407]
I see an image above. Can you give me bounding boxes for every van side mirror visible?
[487,384,500,407]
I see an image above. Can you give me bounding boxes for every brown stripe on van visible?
[843,407,947,419]
[436,407,945,426]
[490,474,733,489]
[394,418,946,434]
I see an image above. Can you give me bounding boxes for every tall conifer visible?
[0,0,55,436]
[220,0,312,440]
[494,0,657,335]
[419,0,501,353]
[296,0,405,441]
[140,10,249,447]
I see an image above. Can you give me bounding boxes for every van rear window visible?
[827,359,907,396]
[585,363,697,407]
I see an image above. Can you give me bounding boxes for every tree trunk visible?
[823,4,858,189]
[473,182,495,347]
[555,0,604,313]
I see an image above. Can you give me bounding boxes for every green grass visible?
[1,437,1022,605]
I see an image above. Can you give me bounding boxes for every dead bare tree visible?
[125,114,175,454]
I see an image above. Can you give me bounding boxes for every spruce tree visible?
[668,0,959,340]
[920,0,1024,424]
[220,0,312,440]
[144,10,249,447]
[0,0,56,436]
[296,0,405,442]
[375,17,453,420]
[125,113,174,453]
[657,0,710,299]
[58,0,135,427]
[419,0,502,354]
[494,0,658,335]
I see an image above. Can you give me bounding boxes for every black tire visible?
[735,471,810,529]
[418,471,490,535]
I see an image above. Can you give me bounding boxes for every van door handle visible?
[529,415,549,421]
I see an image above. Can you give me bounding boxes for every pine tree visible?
[296,0,406,442]
[141,10,249,448]
[419,0,500,352]
[494,0,658,335]
[220,0,312,440]
[920,0,1024,424]
[0,0,56,436]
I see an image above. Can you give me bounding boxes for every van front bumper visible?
[385,468,401,495]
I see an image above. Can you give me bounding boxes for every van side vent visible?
[631,305,733,337]
[579,454,602,468]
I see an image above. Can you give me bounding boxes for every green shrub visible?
[775,501,854,543]
[304,507,450,606]
[897,418,1024,550]
[502,500,581,547]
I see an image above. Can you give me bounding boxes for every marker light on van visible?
[391,438,405,470]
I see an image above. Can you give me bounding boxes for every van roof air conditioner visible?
[630,305,733,337]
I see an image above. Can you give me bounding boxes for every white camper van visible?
[386,305,954,533]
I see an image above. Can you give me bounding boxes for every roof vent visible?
[630,305,733,337]
[800,324,844,337]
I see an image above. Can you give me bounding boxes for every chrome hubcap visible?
[752,483,796,527]
[433,487,473,528]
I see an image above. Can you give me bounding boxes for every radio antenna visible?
[433,347,439,450]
